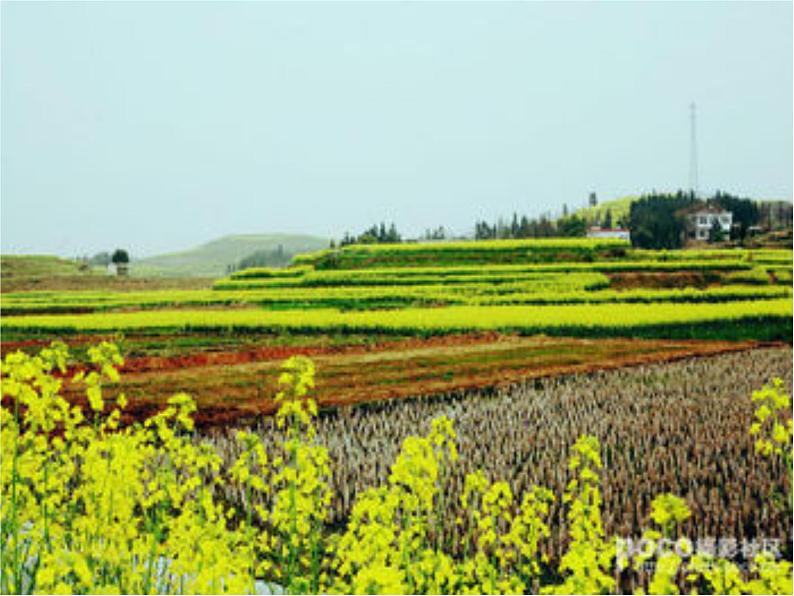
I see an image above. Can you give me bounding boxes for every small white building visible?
[108,262,129,276]
[586,227,631,241]
[686,206,733,241]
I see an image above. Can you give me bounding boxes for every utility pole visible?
[689,102,699,197]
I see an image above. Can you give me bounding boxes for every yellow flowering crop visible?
[749,378,792,461]
[1,342,791,594]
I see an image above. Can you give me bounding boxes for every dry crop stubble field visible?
[208,347,793,565]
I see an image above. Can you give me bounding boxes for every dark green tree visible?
[557,215,587,237]
[537,215,555,237]
[386,223,401,242]
[111,249,129,264]
[628,192,696,249]
[519,215,530,238]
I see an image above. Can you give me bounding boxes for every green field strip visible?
[3,299,790,342]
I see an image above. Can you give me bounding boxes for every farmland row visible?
[294,237,631,268]
[291,238,792,269]
[78,335,764,428]
[0,284,790,315]
[0,272,609,311]
[3,299,791,340]
[227,256,792,282]
[217,260,782,288]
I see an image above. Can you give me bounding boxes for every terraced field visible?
[2,238,792,594]
[1,239,791,424]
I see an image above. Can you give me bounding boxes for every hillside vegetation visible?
[0,255,214,294]
[0,255,103,292]
[575,195,637,225]
[133,233,328,278]
[1,255,90,280]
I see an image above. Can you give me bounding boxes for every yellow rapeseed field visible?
[1,342,791,594]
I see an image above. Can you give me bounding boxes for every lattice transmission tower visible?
[689,102,699,197]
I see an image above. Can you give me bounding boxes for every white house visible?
[685,206,733,241]
[586,227,631,241]
[107,262,129,276]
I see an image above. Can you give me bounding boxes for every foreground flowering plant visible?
[1,342,791,594]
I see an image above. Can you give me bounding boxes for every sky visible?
[2,1,791,258]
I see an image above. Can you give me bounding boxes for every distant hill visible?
[575,195,638,226]
[0,255,217,293]
[1,255,90,281]
[0,255,107,293]
[133,234,329,278]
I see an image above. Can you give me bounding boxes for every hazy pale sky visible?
[2,1,791,257]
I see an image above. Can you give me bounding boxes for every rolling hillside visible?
[133,234,329,278]
[0,255,216,292]
[1,255,90,281]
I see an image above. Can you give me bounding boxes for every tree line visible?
[329,191,783,250]
[333,213,592,247]
[628,190,761,249]
[474,212,588,240]
[336,223,402,247]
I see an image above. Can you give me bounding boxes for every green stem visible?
[309,520,321,594]
[245,476,253,530]
[142,504,162,594]
[436,455,445,550]
[286,415,299,592]
[10,400,22,595]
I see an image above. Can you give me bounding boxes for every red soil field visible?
[54,333,773,429]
